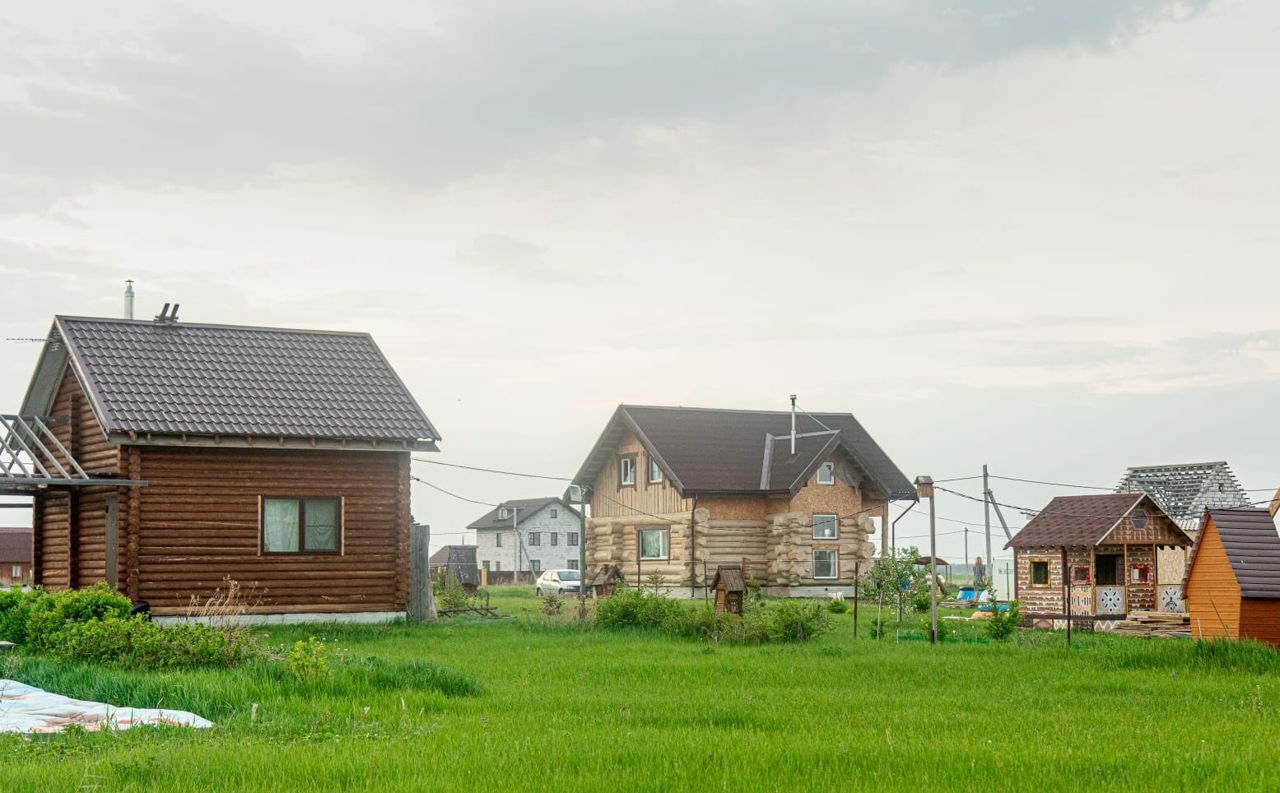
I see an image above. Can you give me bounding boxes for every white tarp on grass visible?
[0,679,213,734]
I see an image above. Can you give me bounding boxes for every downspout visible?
[689,494,699,597]
[890,500,916,557]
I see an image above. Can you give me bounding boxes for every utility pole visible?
[915,476,937,645]
[964,526,969,569]
[511,506,520,582]
[983,464,993,590]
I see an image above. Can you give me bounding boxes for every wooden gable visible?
[1102,502,1192,547]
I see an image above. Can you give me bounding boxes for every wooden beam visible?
[105,494,119,588]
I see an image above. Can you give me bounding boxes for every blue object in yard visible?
[957,586,977,602]
[978,603,1012,613]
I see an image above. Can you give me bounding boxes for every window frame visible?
[259,496,343,556]
[812,513,839,541]
[816,462,836,486]
[1029,559,1051,587]
[1071,565,1091,585]
[813,548,838,580]
[531,559,542,574]
[638,528,670,560]
[498,507,511,520]
[550,532,558,546]
[550,508,558,519]
[619,455,637,487]
[495,532,504,548]
[1130,563,1151,584]
[11,564,20,579]
[649,458,663,484]
[566,558,579,570]
[568,532,579,546]
[529,531,541,547]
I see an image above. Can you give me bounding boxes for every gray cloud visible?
[0,1,1206,204]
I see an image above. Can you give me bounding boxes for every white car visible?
[535,569,582,596]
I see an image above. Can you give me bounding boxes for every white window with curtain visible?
[812,514,838,540]
[639,529,669,560]
[649,459,663,484]
[262,497,341,554]
[813,549,838,579]
[619,456,636,486]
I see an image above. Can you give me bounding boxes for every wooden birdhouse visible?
[712,565,746,615]
[589,564,627,598]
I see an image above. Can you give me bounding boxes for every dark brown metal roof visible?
[0,528,32,563]
[22,316,440,446]
[1201,508,1280,599]
[1006,493,1179,548]
[428,544,479,586]
[573,405,914,500]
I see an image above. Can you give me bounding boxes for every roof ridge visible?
[621,403,852,418]
[56,315,374,338]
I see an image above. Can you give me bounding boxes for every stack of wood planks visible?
[1111,611,1191,638]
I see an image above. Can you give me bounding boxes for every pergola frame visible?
[0,414,146,494]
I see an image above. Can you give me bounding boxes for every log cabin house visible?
[571,404,915,597]
[1005,493,1194,629]
[0,528,33,586]
[1182,508,1280,646]
[2,314,440,621]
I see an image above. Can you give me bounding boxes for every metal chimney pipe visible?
[124,280,135,320]
[789,394,797,455]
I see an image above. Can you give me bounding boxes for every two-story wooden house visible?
[2,314,440,621]
[571,404,915,597]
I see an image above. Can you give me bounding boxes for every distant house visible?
[468,497,582,576]
[0,528,32,586]
[1183,508,1280,646]
[4,314,440,621]
[1116,462,1249,532]
[429,545,479,590]
[1006,493,1195,628]
[570,404,915,596]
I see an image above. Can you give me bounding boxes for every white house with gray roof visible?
[468,497,582,576]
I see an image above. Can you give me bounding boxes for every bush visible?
[47,615,256,670]
[747,600,833,643]
[542,594,564,616]
[287,636,330,681]
[910,588,932,614]
[826,598,851,614]
[985,601,1021,641]
[594,587,685,631]
[1,584,132,650]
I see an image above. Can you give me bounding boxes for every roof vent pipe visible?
[124,280,135,320]
[790,394,797,455]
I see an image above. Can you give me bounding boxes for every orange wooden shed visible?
[1183,508,1280,647]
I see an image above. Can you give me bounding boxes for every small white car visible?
[535,569,582,596]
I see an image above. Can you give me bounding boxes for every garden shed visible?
[1006,493,1194,629]
[712,564,746,614]
[1182,508,1280,646]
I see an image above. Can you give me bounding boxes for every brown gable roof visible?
[573,405,914,500]
[1190,508,1280,599]
[1006,493,1191,549]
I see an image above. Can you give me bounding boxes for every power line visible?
[988,473,1111,491]
[410,475,500,508]
[412,458,570,482]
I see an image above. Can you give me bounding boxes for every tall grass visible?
[2,589,1278,792]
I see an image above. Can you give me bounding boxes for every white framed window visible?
[499,507,511,519]
[531,559,542,573]
[812,513,838,540]
[566,559,579,570]
[550,533,558,546]
[813,549,838,579]
[619,456,636,486]
[10,565,20,579]
[495,532,504,548]
[649,459,663,484]
[568,532,579,546]
[529,532,541,546]
[816,462,835,485]
[550,508,558,519]
[639,529,669,560]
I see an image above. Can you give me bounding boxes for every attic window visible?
[649,459,663,484]
[816,462,835,485]
[1130,508,1149,531]
[619,456,636,487]
[499,508,511,520]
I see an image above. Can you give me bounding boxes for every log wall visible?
[133,446,410,615]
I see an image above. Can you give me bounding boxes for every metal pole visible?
[983,465,992,589]
[929,491,938,645]
[853,561,860,639]
[578,496,587,620]
[1063,546,1071,648]
[964,526,969,569]
[511,506,520,584]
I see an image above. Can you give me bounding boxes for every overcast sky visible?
[2,0,1278,563]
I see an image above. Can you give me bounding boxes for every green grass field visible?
[3,588,1278,792]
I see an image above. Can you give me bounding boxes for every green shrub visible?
[4,584,132,650]
[594,587,684,631]
[910,588,932,614]
[746,600,833,643]
[47,614,256,670]
[826,598,851,614]
[287,636,330,681]
[542,594,564,616]
[984,601,1021,641]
